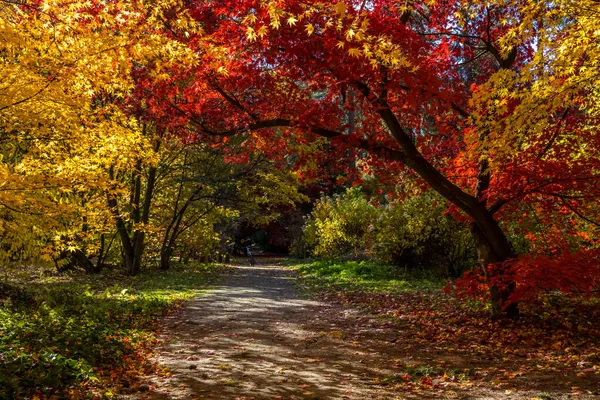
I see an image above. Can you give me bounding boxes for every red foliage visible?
[128,0,600,306]
[450,249,600,306]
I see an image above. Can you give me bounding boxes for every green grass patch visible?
[289,258,443,294]
[0,263,225,399]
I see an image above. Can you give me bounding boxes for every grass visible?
[291,258,444,294]
[0,263,225,399]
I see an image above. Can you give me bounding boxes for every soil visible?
[123,259,599,400]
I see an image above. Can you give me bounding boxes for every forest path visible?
[126,259,417,400]
[125,259,547,400]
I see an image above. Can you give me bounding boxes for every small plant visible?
[0,263,223,398]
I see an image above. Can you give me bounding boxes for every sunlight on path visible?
[127,260,408,400]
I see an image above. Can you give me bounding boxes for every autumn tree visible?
[139,0,600,317]
[2,0,599,316]
[153,140,254,270]
[0,0,144,266]
[0,0,200,272]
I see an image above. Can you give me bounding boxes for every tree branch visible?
[561,199,600,228]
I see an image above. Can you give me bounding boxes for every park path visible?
[127,259,414,400]
[126,258,576,400]
[125,259,599,400]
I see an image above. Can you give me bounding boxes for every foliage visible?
[302,188,378,258]
[144,0,600,315]
[0,0,598,320]
[300,189,476,277]
[0,264,223,398]
[374,191,477,277]
[147,138,307,268]
[0,0,199,270]
[294,259,443,294]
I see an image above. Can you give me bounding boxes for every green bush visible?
[302,188,378,258]
[298,188,477,277]
[374,191,477,277]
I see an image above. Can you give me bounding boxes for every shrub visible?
[374,191,477,277]
[299,188,477,277]
[302,188,378,258]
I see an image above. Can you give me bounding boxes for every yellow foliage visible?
[0,0,202,263]
[469,0,600,167]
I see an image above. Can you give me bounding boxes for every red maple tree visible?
[137,0,600,317]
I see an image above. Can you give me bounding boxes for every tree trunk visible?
[106,130,161,276]
[470,209,519,319]
[159,245,173,271]
[54,248,99,274]
[131,138,160,274]
[369,93,520,318]
[71,249,100,274]
[159,212,184,271]
[130,232,144,275]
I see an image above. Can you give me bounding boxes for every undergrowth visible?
[290,259,600,395]
[0,263,225,399]
[292,258,444,294]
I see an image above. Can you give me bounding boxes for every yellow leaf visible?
[345,28,355,41]
[287,16,297,26]
[257,25,268,37]
[305,23,314,36]
[348,47,362,58]
[242,14,257,24]
[246,27,257,41]
[334,1,347,17]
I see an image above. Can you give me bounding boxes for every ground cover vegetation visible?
[294,259,600,396]
[0,0,600,396]
[0,263,224,398]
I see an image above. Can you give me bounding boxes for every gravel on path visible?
[124,259,413,400]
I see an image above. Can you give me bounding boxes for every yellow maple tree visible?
[0,0,201,265]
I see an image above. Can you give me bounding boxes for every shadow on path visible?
[125,260,413,400]
[124,260,598,400]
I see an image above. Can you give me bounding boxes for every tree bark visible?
[106,127,162,276]
[130,137,161,275]
[470,211,519,319]
[160,246,173,271]
[54,248,99,274]
[106,170,136,275]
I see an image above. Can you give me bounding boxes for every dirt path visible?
[125,260,589,400]
[127,260,417,400]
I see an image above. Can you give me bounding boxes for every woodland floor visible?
[124,259,599,400]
